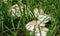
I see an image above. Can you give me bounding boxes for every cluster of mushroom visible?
[26,8,51,36]
[2,0,51,36]
[6,3,51,36]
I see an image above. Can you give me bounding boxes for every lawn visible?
[0,0,60,36]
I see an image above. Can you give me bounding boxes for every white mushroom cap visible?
[41,31,47,36]
[34,8,39,17]
[35,27,48,36]
[26,24,34,31]
[34,8,39,13]
[40,27,49,32]
[26,20,37,31]
[35,31,47,36]
[10,4,20,17]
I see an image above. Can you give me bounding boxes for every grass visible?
[0,0,60,36]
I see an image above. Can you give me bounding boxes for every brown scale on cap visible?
[26,20,37,26]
